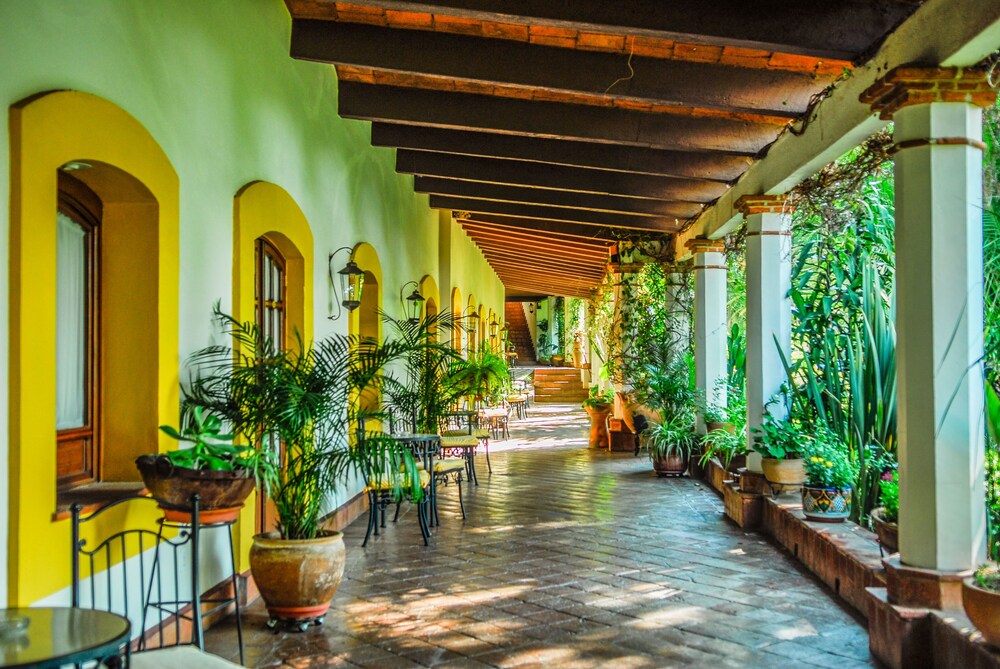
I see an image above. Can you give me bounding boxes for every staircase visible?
[504,302,536,366]
[532,367,588,403]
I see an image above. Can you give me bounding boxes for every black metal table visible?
[0,607,130,668]
[395,432,442,527]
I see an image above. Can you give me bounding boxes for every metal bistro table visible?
[394,432,442,527]
[442,410,482,485]
[0,607,130,668]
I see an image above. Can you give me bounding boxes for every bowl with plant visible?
[871,470,899,554]
[582,385,614,449]
[801,430,856,522]
[647,412,698,477]
[963,564,1000,648]
[135,405,266,523]
[752,413,807,491]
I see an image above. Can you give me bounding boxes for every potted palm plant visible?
[801,430,856,522]
[181,307,419,631]
[582,385,614,449]
[647,411,698,476]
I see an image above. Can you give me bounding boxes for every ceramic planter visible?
[135,454,255,523]
[551,354,565,367]
[760,457,806,492]
[871,507,899,554]
[705,421,734,434]
[652,452,688,477]
[250,530,347,629]
[801,484,852,522]
[963,577,1000,648]
[585,405,612,449]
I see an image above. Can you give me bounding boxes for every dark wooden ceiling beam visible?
[373,124,751,180]
[399,151,724,203]
[309,0,914,60]
[459,214,629,241]
[479,251,605,274]
[470,239,609,262]
[293,20,825,116]
[435,196,678,232]
[340,82,781,153]
[415,177,700,218]
[459,219,614,248]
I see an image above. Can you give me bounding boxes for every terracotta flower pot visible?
[135,454,255,522]
[705,421,734,434]
[585,405,612,449]
[760,457,806,493]
[652,452,688,477]
[250,531,346,627]
[963,577,1000,648]
[551,354,565,367]
[801,485,852,522]
[871,507,899,554]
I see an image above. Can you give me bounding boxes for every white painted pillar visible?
[687,239,729,434]
[863,68,996,571]
[737,196,793,472]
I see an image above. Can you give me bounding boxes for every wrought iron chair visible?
[70,494,244,668]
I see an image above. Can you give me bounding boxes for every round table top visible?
[444,410,478,417]
[0,607,130,668]
[393,432,441,442]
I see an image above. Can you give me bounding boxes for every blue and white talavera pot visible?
[801,485,852,522]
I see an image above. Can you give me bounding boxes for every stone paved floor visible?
[206,404,877,668]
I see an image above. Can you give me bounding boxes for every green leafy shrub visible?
[647,412,698,460]
[804,430,856,488]
[878,470,898,523]
[582,385,614,410]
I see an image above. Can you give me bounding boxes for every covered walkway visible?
[207,406,872,668]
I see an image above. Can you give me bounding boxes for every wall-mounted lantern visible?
[328,246,365,320]
[399,280,425,324]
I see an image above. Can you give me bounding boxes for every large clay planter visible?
[585,405,612,449]
[705,421,734,434]
[250,531,346,626]
[551,354,565,367]
[652,453,688,477]
[963,577,1000,648]
[135,455,255,523]
[760,457,806,493]
[871,507,899,554]
[801,485,852,522]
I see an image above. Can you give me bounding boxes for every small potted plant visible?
[647,411,698,477]
[871,470,899,554]
[963,565,1000,647]
[700,425,748,473]
[582,385,614,449]
[135,406,266,523]
[801,430,856,522]
[752,413,806,492]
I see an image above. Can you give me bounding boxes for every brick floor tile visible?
[205,405,874,668]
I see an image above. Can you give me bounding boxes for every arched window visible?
[56,173,101,490]
[255,237,286,352]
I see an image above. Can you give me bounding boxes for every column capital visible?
[734,194,795,216]
[860,66,997,120]
[685,237,726,254]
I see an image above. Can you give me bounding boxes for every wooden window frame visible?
[56,174,102,491]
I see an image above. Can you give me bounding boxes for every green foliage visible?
[986,382,1000,560]
[699,427,747,469]
[181,306,420,541]
[646,412,698,460]
[159,405,260,473]
[446,349,510,406]
[804,430,857,488]
[752,410,807,460]
[879,471,898,523]
[975,564,1000,593]
[582,385,614,409]
[633,352,697,418]
[553,297,566,358]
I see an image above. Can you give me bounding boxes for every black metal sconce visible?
[328,246,365,321]
[463,306,480,335]
[399,280,425,324]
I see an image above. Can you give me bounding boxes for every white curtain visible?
[56,211,86,430]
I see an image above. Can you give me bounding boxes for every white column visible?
[738,196,793,472]
[688,239,728,434]
[865,68,995,571]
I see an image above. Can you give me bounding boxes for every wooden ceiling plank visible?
[459,219,615,248]
[472,240,608,263]
[340,82,781,153]
[416,177,703,218]
[433,196,679,232]
[484,257,606,276]
[301,0,915,60]
[293,20,828,116]
[399,151,724,202]
[373,124,751,180]
[459,214,634,241]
